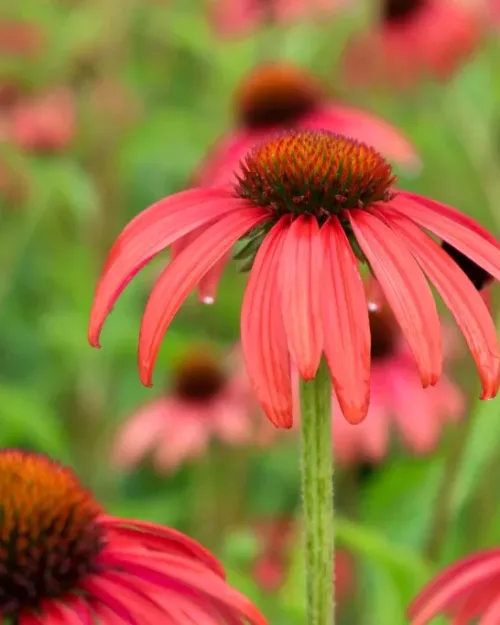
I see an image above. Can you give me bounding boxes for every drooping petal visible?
[89,189,244,347]
[408,555,500,625]
[394,193,500,281]
[138,207,269,386]
[80,576,140,624]
[481,595,500,625]
[99,515,225,577]
[321,217,371,424]
[348,209,442,387]
[241,218,293,428]
[198,253,231,304]
[376,207,500,399]
[303,104,420,170]
[280,215,324,379]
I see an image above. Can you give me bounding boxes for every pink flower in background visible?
[333,279,464,465]
[0,450,266,625]
[194,61,418,195]
[210,0,344,37]
[8,88,76,153]
[342,0,483,89]
[408,547,500,624]
[113,345,272,472]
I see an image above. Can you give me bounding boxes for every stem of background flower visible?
[425,413,475,562]
[299,359,334,625]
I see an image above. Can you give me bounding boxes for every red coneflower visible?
[195,61,417,190]
[408,547,500,624]
[332,278,464,464]
[342,0,482,88]
[113,344,273,472]
[209,0,343,38]
[89,129,500,428]
[0,449,266,625]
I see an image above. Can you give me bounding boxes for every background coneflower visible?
[193,61,418,194]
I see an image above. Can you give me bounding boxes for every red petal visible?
[408,554,500,625]
[138,207,268,386]
[89,189,243,348]
[321,218,371,424]
[394,193,500,281]
[377,207,500,400]
[348,209,442,387]
[100,515,225,577]
[241,218,293,428]
[280,215,324,379]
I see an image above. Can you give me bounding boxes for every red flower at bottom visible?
[0,450,266,625]
[408,548,500,624]
[89,129,500,429]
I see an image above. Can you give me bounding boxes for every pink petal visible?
[348,209,442,388]
[280,215,324,379]
[378,207,500,400]
[409,555,500,625]
[303,104,420,169]
[100,515,225,577]
[241,217,293,428]
[138,206,269,386]
[89,189,243,347]
[112,399,170,469]
[197,252,231,304]
[80,576,139,624]
[480,594,500,625]
[321,217,371,424]
[395,193,500,281]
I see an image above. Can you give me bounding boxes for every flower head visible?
[7,88,76,153]
[408,547,500,624]
[209,0,342,38]
[333,279,464,464]
[113,344,272,472]
[89,129,500,429]
[0,449,266,625]
[193,61,418,195]
[342,0,482,88]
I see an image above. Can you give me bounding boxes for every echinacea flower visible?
[333,278,464,464]
[408,547,500,624]
[113,345,272,472]
[7,88,75,153]
[0,449,266,625]
[194,62,417,191]
[209,0,343,38]
[89,129,500,428]
[342,0,483,89]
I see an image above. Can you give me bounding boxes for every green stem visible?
[299,360,334,625]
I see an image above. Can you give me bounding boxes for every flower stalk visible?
[299,359,334,625]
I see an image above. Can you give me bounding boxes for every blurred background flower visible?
[1,0,500,623]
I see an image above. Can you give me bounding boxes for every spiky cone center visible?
[235,129,397,221]
[383,0,426,22]
[0,451,104,615]
[172,350,227,402]
[234,63,324,129]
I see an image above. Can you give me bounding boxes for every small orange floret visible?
[236,129,397,218]
[234,62,324,128]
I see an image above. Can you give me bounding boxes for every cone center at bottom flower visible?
[172,352,227,402]
[0,451,104,615]
[235,129,397,221]
[382,0,427,22]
